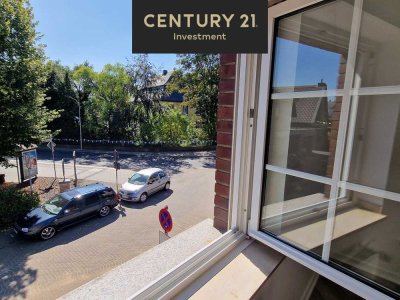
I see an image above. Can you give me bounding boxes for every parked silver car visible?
[119,168,170,202]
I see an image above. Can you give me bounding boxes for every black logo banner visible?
[132,0,268,53]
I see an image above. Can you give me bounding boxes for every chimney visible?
[318,78,327,90]
[162,70,168,76]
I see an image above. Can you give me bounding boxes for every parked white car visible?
[119,168,170,202]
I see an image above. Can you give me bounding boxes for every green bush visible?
[155,107,191,145]
[0,188,40,228]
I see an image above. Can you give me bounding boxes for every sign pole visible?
[26,157,33,195]
[114,149,119,193]
[78,103,83,150]
[52,146,57,179]
[16,157,20,184]
[47,138,57,179]
[61,158,65,181]
[28,168,33,195]
[73,151,77,187]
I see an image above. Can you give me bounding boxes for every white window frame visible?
[247,0,393,299]
[127,1,399,299]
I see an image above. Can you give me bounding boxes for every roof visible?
[137,168,163,176]
[161,91,184,103]
[151,72,173,87]
[273,83,329,124]
[292,98,322,124]
[61,183,111,200]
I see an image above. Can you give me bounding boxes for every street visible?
[0,149,216,299]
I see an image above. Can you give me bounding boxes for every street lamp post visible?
[77,101,83,150]
[69,96,83,150]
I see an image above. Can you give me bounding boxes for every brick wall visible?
[214,54,236,231]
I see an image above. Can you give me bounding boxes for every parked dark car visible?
[14,183,118,240]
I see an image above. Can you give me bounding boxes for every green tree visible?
[70,62,96,135]
[155,106,191,145]
[167,54,220,141]
[44,61,78,138]
[126,54,164,142]
[0,0,58,167]
[87,64,131,139]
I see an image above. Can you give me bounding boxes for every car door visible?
[56,200,82,228]
[158,171,167,189]
[147,173,160,195]
[81,192,102,217]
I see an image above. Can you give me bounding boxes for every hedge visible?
[0,187,40,229]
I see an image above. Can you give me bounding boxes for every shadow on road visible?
[37,149,216,174]
[121,189,174,209]
[0,208,123,299]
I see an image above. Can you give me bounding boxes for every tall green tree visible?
[86,64,131,139]
[126,54,164,142]
[167,54,220,141]
[70,62,96,135]
[44,61,78,138]
[0,0,58,167]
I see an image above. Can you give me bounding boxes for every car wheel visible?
[99,205,111,217]
[164,182,170,190]
[139,193,148,202]
[40,226,56,240]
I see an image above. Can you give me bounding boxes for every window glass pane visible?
[354,0,400,88]
[261,170,331,256]
[99,189,115,200]
[345,95,400,193]
[267,96,340,178]
[271,0,353,93]
[85,194,99,206]
[330,189,400,296]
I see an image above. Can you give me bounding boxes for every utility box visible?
[59,179,71,192]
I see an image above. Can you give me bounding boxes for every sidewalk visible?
[0,161,133,186]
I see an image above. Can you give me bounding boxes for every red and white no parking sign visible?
[159,206,173,234]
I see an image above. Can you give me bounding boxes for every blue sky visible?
[30,0,340,89]
[273,38,341,91]
[30,0,177,71]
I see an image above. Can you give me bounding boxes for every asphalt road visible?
[37,148,216,173]
[0,149,216,300]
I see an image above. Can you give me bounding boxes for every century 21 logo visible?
[239,14,257,28]
[143,14,258,28]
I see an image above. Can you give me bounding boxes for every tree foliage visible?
[155,106,190,144]
[125,54,165,142]
[71,62,96,128]
[167,54,220,141]
[39,54,218,146]
[0,187,39,228]
[0,0,58,166]
[85,64,131,139]
[44,61,77,138]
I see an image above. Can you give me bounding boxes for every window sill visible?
[60,218,222,300]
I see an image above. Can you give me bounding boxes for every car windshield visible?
[128,173,148,185]
[42,195,70,215]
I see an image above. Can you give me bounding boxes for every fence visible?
[52,138,215,147]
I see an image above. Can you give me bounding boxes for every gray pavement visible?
[0,150,216,300]
[36,148,216,174]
